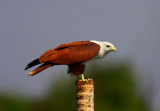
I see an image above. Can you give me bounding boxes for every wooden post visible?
[76,79,94,111]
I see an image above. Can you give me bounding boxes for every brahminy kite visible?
[25,40,116,81]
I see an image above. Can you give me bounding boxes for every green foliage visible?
[89,63,147,111]
[0,95,32,111]
[0,62,148,111]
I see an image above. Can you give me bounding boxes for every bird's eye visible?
[106,45,110,48]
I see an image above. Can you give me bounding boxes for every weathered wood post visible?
[76,79,94,111]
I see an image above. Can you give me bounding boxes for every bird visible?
[25,40,116,81]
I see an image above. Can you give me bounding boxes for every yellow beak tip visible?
[112,47,117,52]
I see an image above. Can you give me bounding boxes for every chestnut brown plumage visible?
[25,40,116,78]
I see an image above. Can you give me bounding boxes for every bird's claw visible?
[78,74,92,82]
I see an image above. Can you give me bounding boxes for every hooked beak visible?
[112,46,116,52]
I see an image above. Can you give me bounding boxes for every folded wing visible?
[39,41,100,64]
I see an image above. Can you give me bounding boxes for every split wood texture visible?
[76,79,94,111]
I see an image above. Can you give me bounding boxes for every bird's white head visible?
[101,41,116,52]
[90,40,116,58]
[91,40,116,52]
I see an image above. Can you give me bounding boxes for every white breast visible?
[90,40,107,58]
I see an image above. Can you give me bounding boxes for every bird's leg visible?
[80,74,89,82]
[81,74,85,81]
[77,74,92,82]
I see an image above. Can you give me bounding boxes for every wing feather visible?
[39,41,100,64]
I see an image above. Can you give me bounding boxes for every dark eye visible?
[106,45,110,48]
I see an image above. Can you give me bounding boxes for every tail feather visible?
[25,58,40,70]
[28,63,53,76]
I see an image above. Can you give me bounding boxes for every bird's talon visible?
[77,74,90,82]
